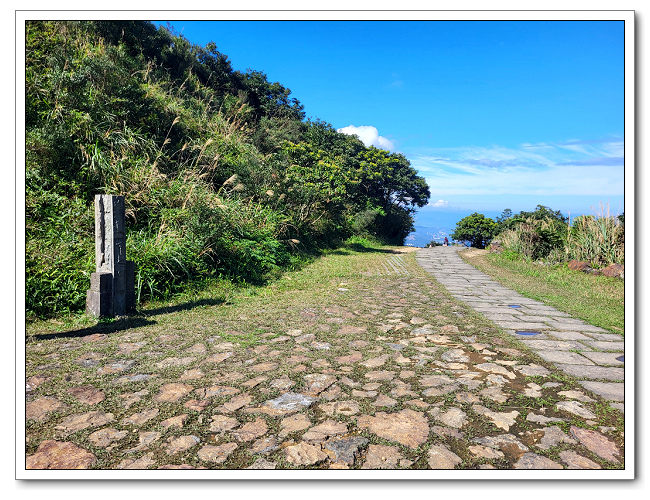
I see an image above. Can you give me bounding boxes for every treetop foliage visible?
[450,213,499,249]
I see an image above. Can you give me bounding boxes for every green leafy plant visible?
[451,213,499,249]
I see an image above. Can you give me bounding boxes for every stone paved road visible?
[24,247,624,471]
[416,247,625,412]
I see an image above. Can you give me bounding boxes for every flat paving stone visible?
[582,341,625,351]
[197,443,238,464]
[27,440,96,469]
[578,381,625,401]
[164,435,200,455]
[253,392,317,416]
[555,364,624,381]
[427,444,463,469]
[232,417,268,442]
[588,333,626,342]
[545,331,595,341]
[415,246,626,411]
[154,383,193,402]
[323,437,369,465]
[88,428,129,448]
[26,397,67,422]
[357,409,430,449]
[283,442,328,466]
[361,444,404,469]
[67,385,105,405]
[521,340,591,351]
[514,453,563,469]
[580,351,625,365]
[54,411,115,437]
[556,401,597,419]
[570,426,621,463]
[559,450,602,469]
[535,350,595,365]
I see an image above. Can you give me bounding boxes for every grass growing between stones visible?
[24,242,625,470]
[459,249,624,335]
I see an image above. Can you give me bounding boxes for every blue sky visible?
[154,19,626,219]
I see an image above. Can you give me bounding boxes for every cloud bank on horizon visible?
[410,136,624,203]
[337,125,395,151]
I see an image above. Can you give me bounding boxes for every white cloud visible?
[430,199,449,208]
[337,125,395,151]
[409,139,624,197]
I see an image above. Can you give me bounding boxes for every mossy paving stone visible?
[26,440,97,469]
[26,397,68,422]
[25,247,624,470]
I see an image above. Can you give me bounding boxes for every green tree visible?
[353,147,430,214]
[515,205,568,224]
[496,208,514,231]
[25,20,434,318]
[272,141,353,240]
[451,213,499,249]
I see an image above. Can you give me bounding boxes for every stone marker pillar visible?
[86,195,136,318]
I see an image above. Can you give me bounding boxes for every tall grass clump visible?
[25,193,95,320]
[495,204,624,266]
[566,204,625,266]
[498,217,567,261]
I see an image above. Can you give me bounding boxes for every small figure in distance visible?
[443,237,449,247]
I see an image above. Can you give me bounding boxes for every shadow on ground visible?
[142,298,226,317]
[27,316,156,341]
[332,243,404,255]
[27,298,225,341]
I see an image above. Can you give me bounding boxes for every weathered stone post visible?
[86,195,136,318]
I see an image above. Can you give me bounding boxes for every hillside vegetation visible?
[25,21,430,320]
[452,205,624,267]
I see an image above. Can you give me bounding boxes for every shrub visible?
[349,207,385,237]
[451,213,499,249]
[567,207,624,266]
[375,208,416,246]
[495,204,624,266]
[498,217,567,261]
[25,192,94,318]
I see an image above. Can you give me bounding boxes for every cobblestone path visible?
[24,247,624,472]
[416,246,625,413]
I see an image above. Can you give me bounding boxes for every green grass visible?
[24,237,381,338]
[459,249,624,335]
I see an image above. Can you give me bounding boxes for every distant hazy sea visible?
[405,225,453,247]
[405,210,502,248]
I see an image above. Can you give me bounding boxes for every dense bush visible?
[25,21,430,319]
[493,204,624,266]
[498,217,567,261]
[451,213,499,249]
[567,211,624,266]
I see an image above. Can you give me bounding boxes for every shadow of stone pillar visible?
[86,195,136,318]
